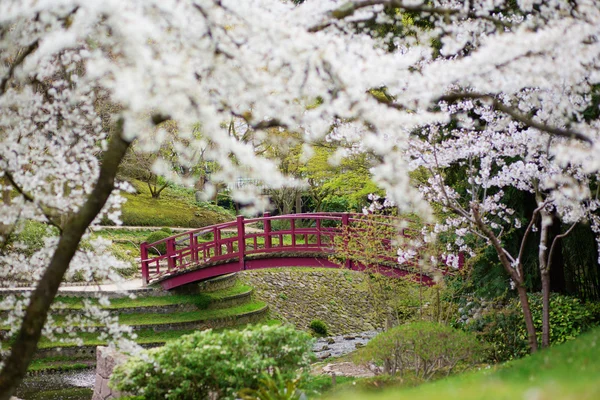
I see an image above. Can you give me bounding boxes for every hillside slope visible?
[115,179,233,228]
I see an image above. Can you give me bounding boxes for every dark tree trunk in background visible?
[549,213,566,293]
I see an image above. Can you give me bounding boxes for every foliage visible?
[354,322,484,380]
[144,231,171,255]
[111,324,314,400]
[238,369,304,400]
[466,293,592,362]
[585,302,600,325]
[309,319,328,336]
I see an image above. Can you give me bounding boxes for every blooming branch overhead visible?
[1,0,600,396]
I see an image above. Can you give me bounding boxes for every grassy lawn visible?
[116,179,233,228]
[325,325,600,400]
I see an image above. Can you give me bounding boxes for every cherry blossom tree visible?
[1,0,600,397]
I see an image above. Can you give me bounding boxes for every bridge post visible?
[264,212,272,249]
[141,242,149,287]
[237,215,246,270]
[166,238,176,272]
[342,212,351,269]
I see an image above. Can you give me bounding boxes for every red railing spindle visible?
[141,242,149,286]
[342,212,351,269]
[316,218,322,247]
[237,215,246,270]
[264,212,271,249]
[190,232,197,264]
[290,218,296,247]
[166,238,176,272]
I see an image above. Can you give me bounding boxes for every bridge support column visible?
[237,215,246,270]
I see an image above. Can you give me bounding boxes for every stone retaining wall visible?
[239,269,384,335]
[92,346,127,400]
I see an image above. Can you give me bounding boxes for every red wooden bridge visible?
[141,212,456,290]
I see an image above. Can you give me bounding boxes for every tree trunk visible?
[541,271,551,348]
[471,204,538,353]
[538,209,551,348]
[516,284,539,353]
[549,213,566,293]
[0,120,131,400]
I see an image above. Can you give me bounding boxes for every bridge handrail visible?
[140,212,428,286]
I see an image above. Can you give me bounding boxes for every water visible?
[15,370,94,400]
[313,330,379,359]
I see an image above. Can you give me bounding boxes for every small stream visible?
[313,330,379,359]
[15,370,94,400]
[15,331,379,399]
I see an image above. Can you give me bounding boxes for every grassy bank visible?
[326,325,600,400]
[115,179,233,228]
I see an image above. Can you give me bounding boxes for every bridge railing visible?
[140,212,420,286]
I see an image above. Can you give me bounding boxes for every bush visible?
[309,319,328,336]
[354,321,484,380]
[145,231,171,255]
[239,369,304,400]
[111,325,314,400]
[585,302,600,325]
[159,227,172,234]
[466,293,592,362]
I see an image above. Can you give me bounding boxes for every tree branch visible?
[309,0,510,32]
[0,118,132,400]
[0,40,39,96]
[546,222,577,274]
[517,202,546,268]
[440,92,593,144]
[3,170,63,233]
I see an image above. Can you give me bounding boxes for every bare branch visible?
[517,202,546,267]
[546,222,577,273]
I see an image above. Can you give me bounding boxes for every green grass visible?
[117,300,265,326]
[49,282,252,310]
[16,300,266,330]
[28,356,91,372]
[115,179,232,228]
[325,325,600,400]
[36,319,281,349]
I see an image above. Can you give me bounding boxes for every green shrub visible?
[145,231,171,255]
[585,302,600,325]
[110,325,314,400]
[467,293,592,362]
[159,227,172,234]
[354,321,484,380]
[193,293,212,310]
[239,369,304,400]
[309,319,328,336]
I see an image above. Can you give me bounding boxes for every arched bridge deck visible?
[140,212,456,290]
